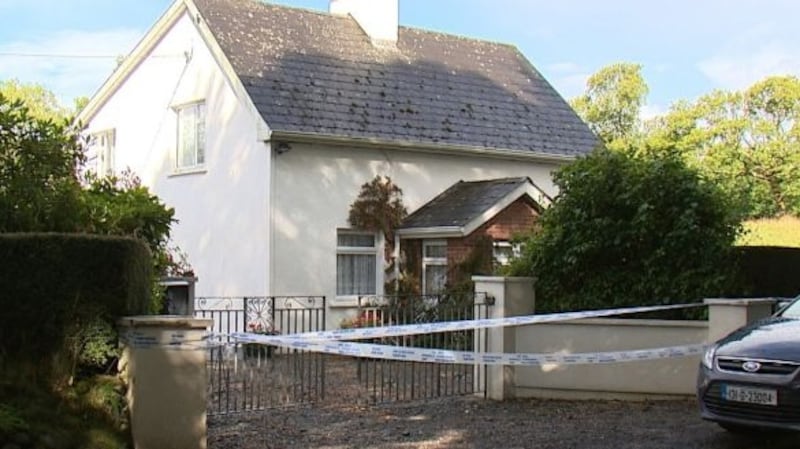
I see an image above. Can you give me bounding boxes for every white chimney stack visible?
[330,0,399,45]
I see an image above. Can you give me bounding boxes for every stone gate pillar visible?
[118,316,213,449]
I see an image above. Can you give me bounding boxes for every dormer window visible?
[175,101,205,170]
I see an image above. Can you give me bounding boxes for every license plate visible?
[721,384,777,406]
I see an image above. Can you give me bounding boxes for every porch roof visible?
[396,177,550,238]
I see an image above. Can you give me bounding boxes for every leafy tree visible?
[510,149,741,313]
[0,93,84,232]
[647,75,800,218]
[0,79,69,123]
[571,63,649,149]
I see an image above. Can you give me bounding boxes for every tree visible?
[0,92,179,279]
[510,149,741,313]
[0,93,85,232]
[571,63,649,149]
[647,76,800,218]
[0,79,69,123]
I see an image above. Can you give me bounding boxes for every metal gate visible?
[195,296,326,415]
[196,292,492,415]
[349,292,493,404]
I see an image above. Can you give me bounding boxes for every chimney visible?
[330,0,398,45]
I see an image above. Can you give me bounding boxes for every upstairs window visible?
[336,231,378,297]
[176,101,205,170]
[88,129,115,177]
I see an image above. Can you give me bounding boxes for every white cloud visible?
[640,103,666,120]
[0,28,142,106]
[698,41,800,91]
[544,62,590,100]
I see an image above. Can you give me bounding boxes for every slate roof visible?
[399,177,541,230]
[192,0,598,157]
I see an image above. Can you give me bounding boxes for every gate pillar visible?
[472,276,536,400]
[118,316,213,449]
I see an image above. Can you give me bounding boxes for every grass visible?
[737,215,800,248]
[0,375,130,449]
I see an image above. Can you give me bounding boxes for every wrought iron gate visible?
[196,293,492,415]
[349,292,493,404]
[195,296,326,415]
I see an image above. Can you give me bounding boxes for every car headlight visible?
[702,345,717,369]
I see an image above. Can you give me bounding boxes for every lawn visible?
[737,215,800,248]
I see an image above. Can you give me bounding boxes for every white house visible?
[78,0,597,323]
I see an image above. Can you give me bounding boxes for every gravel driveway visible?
[209,396,800,449]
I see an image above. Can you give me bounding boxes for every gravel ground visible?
[208,396,800,449]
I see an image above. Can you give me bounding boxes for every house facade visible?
[78,0,597,325]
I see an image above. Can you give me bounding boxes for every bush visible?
[511,149,742,313]
[0,233,152,385]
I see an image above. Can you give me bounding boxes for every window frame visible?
[492,240,522,267]
[88,129,115,177]
[422,239,448,295]
[335,229,382,302]
[174,100,206,172]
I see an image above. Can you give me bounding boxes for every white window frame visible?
[422,239,447,295]
[88,129,115,177]
[174,100,206,172]
[335,229,382,302]
[493,240,523,267]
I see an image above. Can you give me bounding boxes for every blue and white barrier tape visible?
[234,337,706,366]
[210,302,707,365]
[230,302,704,343]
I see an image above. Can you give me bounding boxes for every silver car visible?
[697,296,800,432]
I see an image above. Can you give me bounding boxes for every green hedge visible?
[0,233,152,384]
[730,246,800,298]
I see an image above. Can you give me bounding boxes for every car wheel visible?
[718,423,761,435]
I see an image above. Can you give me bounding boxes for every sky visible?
[1,0,799,117]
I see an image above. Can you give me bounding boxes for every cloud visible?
[698,41,800,91]
[697,22,800,91]
[640,103,666,120]
[0,28,142,106]
[543,62,590,100]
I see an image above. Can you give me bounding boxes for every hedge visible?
[730,246,800,298]
[0,233,152,384]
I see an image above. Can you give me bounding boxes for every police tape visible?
[230,301,705,343]
[206,301,710,365]
[225,336,706,366]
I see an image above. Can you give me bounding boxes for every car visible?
[697,295,800,432]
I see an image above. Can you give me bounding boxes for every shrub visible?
[0,233,152,385]
[511,149,742,313]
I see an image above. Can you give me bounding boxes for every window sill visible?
[330,296,364,308]
[169,167,207,178]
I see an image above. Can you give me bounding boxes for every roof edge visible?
[396,226,463,238]
[77,0,187,125]
[461,182,548,236]
[270,131,578,164]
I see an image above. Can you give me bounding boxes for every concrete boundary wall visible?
[473,276,778,401]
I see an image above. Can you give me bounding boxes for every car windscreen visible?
[779,297,800,318]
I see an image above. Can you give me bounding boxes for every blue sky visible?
[1,0,799,117]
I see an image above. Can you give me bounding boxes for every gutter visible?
[268,131,579,164]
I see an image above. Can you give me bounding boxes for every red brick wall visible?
[400,196,540,290]
[447,196,540,282]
